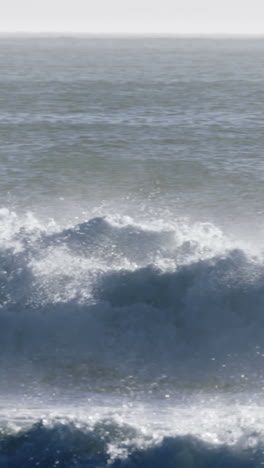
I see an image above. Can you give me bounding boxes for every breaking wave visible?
[0,416,264,468]
[0,208,264,391]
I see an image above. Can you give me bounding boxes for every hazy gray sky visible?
[1,0,264,34]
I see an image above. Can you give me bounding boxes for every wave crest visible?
[0,210,263,388]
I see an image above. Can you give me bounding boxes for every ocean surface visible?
[1,36,264,467]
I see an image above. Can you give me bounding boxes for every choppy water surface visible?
[1,36,264,467]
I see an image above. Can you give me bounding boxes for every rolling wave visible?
[0,417,262,468]
[0,208,263,391]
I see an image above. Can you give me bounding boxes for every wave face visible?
[0,208,263,393]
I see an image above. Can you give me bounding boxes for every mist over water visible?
[1,37,264,467]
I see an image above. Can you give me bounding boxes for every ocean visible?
[1,35,264,467]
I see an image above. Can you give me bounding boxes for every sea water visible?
[1,36,264,467]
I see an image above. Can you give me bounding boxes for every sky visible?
[1,0,264,35]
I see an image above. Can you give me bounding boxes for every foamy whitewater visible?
[1,36,264,467]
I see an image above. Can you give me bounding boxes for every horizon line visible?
[1,31,264,38]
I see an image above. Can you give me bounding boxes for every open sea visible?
[1,36,264,467]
